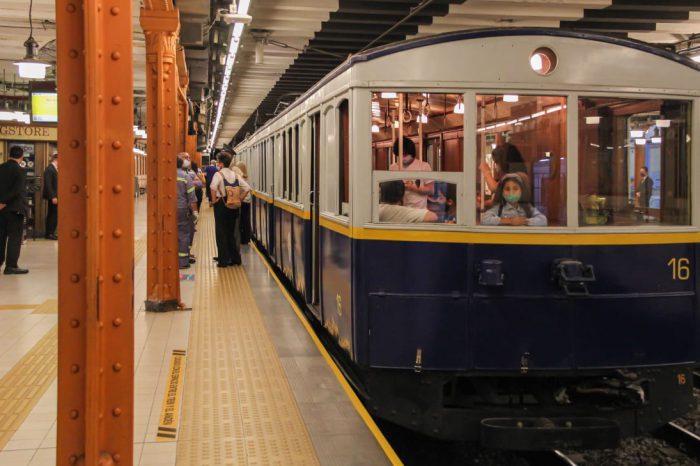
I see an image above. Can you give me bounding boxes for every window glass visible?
[378,179,457,224]
[371,92,464,172]
[287,128,293,201]
[579,98,690,226]
[282,132,287,198]
[339,100,350,215]
[295,124,300,203]
[476,94,567,227]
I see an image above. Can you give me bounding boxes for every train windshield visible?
[477,95,567,227]
[372,92,463,224]
[578,98,691,227]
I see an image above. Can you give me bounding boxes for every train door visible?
[310,113,322,315]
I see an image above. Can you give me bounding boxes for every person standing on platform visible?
[210,151,250,267]
[176,156,198,269]
[191,161,204,211]
[0,146,29,274]
[181,153,198,262]
[204,159,219,205]
[234,161,252,245]
[42,153,58,240]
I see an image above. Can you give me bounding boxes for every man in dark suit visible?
[0,146,29,274]
[636,165,654,209]
[42,153,58,240]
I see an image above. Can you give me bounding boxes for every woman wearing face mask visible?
[481,173,547,226]
[389,137,434,209]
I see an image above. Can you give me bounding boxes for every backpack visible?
[223,174,242,210]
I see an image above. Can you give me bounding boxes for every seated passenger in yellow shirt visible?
[379,180,438,223]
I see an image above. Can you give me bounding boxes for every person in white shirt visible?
[210,151,251,267]
[378,180,438,223]
[389,137,434,209]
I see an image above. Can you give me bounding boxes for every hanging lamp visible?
[14,0,50,79]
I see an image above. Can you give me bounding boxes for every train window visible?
[339,100,350,216]
[371,92,464,172]
[288,127,293,202]
[295,124,300,203]
[476,94,567,227]
[282,131,288,198]
[377,179,457,224]
[578,97,690,227]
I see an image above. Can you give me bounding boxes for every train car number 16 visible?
[667,257,691,281]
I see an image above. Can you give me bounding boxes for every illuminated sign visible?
[31,92,58,123]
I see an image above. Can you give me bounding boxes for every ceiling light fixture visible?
[381,92,397,99]
[503,94,519,103]
[14,0,50,80]
[453,97,464,114]
[207,0,252,152]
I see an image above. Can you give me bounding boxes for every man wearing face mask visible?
[389,137,434,209]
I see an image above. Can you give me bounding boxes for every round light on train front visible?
[530,47,557,76]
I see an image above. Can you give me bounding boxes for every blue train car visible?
[237,29,700,450]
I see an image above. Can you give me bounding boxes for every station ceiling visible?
[217,0,700,147]
[0,1,698,150]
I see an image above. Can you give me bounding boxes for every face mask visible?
[183,160,191,169]
[402,155,414,167]
[504,193,521,204]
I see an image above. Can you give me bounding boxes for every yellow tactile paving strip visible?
[31,299,58,315]
[0,325,57,449]
[176,209,320,466]
[135,235,147,264]
[0,305,37,311]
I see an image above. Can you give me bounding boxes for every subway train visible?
[234,29,700,450]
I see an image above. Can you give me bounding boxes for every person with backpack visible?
[210,151,250,267]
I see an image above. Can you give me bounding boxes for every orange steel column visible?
[141,4,181,311]
[56,0,135,464]
[176,48,189,154]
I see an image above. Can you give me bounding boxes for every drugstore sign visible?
[0,124,57,141]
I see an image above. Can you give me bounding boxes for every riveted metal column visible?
[176,47,189,154]
[56,0,134,464]
[141,5,181,311]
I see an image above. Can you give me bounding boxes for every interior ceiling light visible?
[453,97,464,114]
[503,94,519,103]
[14,1,50,80]
[207,0,252,153]
[585,116,601,125]
[381,92,397,99]
[692,54,700,62]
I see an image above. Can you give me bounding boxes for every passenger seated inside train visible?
[480,143,529,193]
[427,181,456,223]
[481,174,547,226]
[389,137,434,209]
[379,180,438,223]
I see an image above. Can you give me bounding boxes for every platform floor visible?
[0,200,392,465]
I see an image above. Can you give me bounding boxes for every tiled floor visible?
[0,200,391,466]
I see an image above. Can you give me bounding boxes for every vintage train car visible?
[235,29,700,450]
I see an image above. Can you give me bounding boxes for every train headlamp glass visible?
[530,47,557,76]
